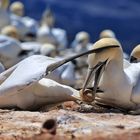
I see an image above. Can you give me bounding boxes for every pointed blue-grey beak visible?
[46,45,118,74]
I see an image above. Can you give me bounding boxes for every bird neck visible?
[110,47,124,70]
[101,54,124,86]
[101,48,124,83]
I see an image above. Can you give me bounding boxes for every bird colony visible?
[0,0,140,116]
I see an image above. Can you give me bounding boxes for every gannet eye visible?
[130,56,137,63]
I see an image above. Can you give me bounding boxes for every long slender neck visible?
[101,49,124,85]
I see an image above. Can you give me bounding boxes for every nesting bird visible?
[0,35,23,68]
[10,1,38,41]
[0,25,38,68]
[37,8,67,49]
[81,38,140,114]
[0,55,81,110]
[130,44,140,63]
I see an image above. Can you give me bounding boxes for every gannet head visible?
[75,31,90,45]
[88,38,122,67]
[99,29,116,39]
[130,44,140,63]
[1,25,19,39]
[10,1,24,17]
[40,44,57,57]
[82,38,122,97]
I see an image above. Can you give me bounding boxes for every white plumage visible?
[82,38,140,114]
[0,35,22,68]
[0,55,80,110]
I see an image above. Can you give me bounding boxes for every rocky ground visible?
[0,102,140,140]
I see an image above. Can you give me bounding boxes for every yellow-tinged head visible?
[10,1,24,17]
[88,38,122,68]
[75,31,89,43]
[130,44,140,63]
[1,25,19,39]
[40,44,57,57]
[99,29,116,39]
[81,38,122,97]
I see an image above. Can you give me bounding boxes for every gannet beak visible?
[82,59,108,97]
[46,45,118,74]
[93,60,107,94]
[46,48,97,74]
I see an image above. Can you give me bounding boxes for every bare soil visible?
[0,103,140,140]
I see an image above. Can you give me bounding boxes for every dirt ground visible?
[0,103,140,140]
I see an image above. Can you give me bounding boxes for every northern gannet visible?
[0,35,22,68]
[81,38,140,114]
[0,55,79,110]
[10,1,38,41]
[37,8,67,49]
[0,53,96,110]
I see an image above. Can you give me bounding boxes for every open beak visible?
[82,60,108,97]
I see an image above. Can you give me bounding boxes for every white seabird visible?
[0,53,95,110]
[81,38,140,114]
[9,1,38,41]
[37,8,67,49]
[0,35,22,68]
